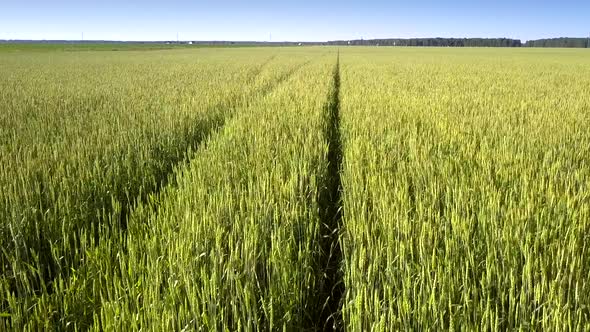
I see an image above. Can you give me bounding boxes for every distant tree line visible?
[327,37,590,48]
[328,38,523,47]
[524,38,590,48]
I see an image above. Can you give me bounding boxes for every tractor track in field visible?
[116,53,282,233]
[314,51,344,331]
[255,58,314,99]
[117,56,313,232]
[93,57,312,258]
[94,56,315,329]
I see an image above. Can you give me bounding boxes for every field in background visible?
[1,46,589,330]
[0,43,192,52]
[0,43,308,53]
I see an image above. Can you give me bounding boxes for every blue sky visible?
[1,1,588,42]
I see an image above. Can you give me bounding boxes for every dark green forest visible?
[524,38,589,48]
[328,38,523,47]
[328,37,589,48]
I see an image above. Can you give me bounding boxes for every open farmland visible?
[1,46,589,330]
[339,48,590,330]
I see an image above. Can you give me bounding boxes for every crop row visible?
[85,54,336,331]
[339,48,590,330]
[0,48,318,329]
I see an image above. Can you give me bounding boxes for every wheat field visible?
[1,46,589,330]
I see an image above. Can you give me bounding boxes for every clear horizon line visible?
[1,35,588,43]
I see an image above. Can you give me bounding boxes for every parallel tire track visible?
[316,52,344,331]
